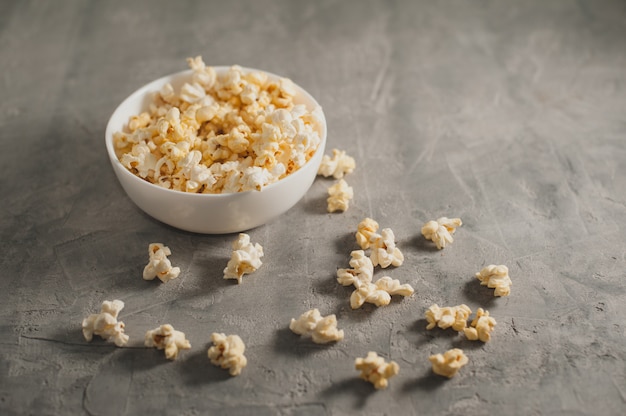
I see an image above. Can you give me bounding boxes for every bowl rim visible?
[105,66,327,199]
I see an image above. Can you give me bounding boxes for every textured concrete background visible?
[1,0,625,415]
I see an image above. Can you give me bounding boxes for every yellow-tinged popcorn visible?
[327,179,353,212]
[350,277,414,309]
[429,348,468,378]
[475,264,512,297]
[421,217,462,250]
[208,333,247,376]
[369,228,404,268]
[463,308,496,342]
[425,304,472,332]
[318,148,356,179]
[336,250,374,287]
[144,324,191,360]
[289,309,344,344]
[355,351,399,389]
[355,217,379,250]
[223,233,264,284]
[82,300,129,347]
[143,243,181,283]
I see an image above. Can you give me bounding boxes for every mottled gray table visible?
[2,0,625,415]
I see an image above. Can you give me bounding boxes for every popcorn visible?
[421,217,462,250]
[350,277,414,309]
[463,308,496,342]
[336,250,374,287]
[327,179,353,213]
[429,348,468,378]
[143,243,181,283]
[82,300,129,347]
[355,217,379,250]
[425,304,472,332]
[475,264,512,297]
[289,309,344,344]
[144,324,191,360]
[114,57,323,194]
[318,148,355,179]
[223,233,264,284]
[355,351,399,389]
[208,333,247,376]
[369,228,404,268]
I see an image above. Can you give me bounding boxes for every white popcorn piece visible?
[144,324,191,360]
[425,304,472,332]
[336,250,374,287]
[318,148,356,179]
[289,309,344,344]
[370,228,404,268]
[208,333,247,376]
[223,233,264,284]
[463,308,496,342]
[355,217,379,250]
[429,348,468,378]
[350,277,414,309]
[82,300,129,347]
[355,351,399,390]
[475,264,512,297]
[327,179,354,213]
[143,243,181,283]
[421,217,462,250]
[374,276,415,297]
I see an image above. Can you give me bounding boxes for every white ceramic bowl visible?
[105,67,327,234]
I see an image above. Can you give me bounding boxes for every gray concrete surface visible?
[1,0,625,415]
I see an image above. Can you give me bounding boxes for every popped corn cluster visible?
[475,264,512,297]
[289,309,344,344]
[429,348,469,378]
[114,57,324,194]
[327,179,354,213]
[370,228,404,268]
[425,304,472,332]
[355,217,379,250]
[355,351,400,389]
[317,148,355,179]
[144,324,191,360]
[208,333,248,376]
[463,308,497,342]
[82,300,129,347]
[421,217,463,250]
[223,233,264,284]
[143,243,181,283]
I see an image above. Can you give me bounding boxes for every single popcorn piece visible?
[350,276,414,309]
[143,243,181,283]
[223,233,264,284]
[355,351,399,389]
[463,308,497,342]
[144,324,191,360]
[421,217,463,250]
[82,300,129,347]
[336,250,374,287]
[208,333,247,376]
[355,217,379,250]
[327,179,353,213]
[289,309,344,344]
[425,304,472,332]
[429,348,468,378]
[317,148,356,179]
[369,228,404,268]
[475,264,512,297]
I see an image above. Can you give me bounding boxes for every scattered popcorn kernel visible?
[289,309,344,344]
[208,333,247,376]
[82,300,129,347]
[374,276,415,297]
[350,277,414,309]
[429,348,468,378]
[327,179,353,213]
[425,304,472,332]
[421,217,462,250]
[336,250,374,287]
[143,243,181,283]
[355,351,399,389]
[317,148,356,179]
[223,233,264,284]
[370,228,404,268]
[475,264,512,297]
[355,217,379,250]
[144,324,191,360]
[463,308,496,342]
